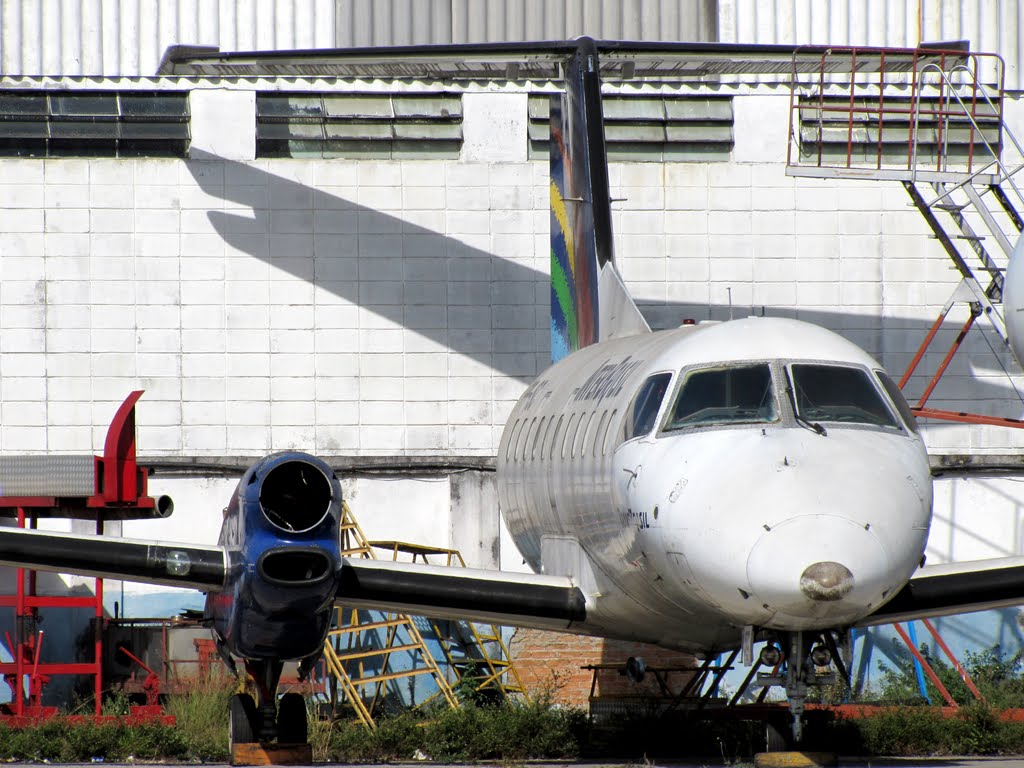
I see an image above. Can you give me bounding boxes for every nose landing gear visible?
[228,660,313,765]
[754,630,850,744]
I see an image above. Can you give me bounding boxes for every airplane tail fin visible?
[549,37,649,363]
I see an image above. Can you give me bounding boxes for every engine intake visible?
[258,548,333,585]
[259,460,333,533]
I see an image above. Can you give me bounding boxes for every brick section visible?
[508,628,696,708]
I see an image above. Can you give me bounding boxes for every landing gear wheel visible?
[229,693,258,748]
[277,692,308,744]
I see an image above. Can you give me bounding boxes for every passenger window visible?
[582,410,598,456]
[574,412,592,458]
[562,413,579,459]
[504,420,520,461]
[789,364,898,428]
[876,370,919,433]
[549,415,563,459]
[669,364,777,428]
[531,416,547,460]
[594,411,609,457]
[603,409,617,455]
[625,373,672,440]
[520,417,536,460]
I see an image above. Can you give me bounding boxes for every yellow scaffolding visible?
[326,502,459,724]
[369,540,529,703]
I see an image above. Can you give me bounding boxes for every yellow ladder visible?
[369,541,530,703]
[326,503,459,724]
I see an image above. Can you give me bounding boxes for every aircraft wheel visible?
[229,693,258,748]
[277,692,308,744]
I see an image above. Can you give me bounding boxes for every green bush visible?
[322,696,587,762]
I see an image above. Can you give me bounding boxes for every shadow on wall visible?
[183,150,1024,416]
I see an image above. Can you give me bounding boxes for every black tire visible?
[229,693,258,748]
[277,692,308,744]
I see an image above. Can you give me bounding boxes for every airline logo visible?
[571,356,642,403]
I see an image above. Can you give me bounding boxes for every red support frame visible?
[898,307,1024,429]
[0,392,163,720]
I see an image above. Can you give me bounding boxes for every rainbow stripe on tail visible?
[550,38,648,363]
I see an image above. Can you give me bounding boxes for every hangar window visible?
[668,364,777,429]
[0,91,189,157]
[789,364,898,429]
[795,94,1000,168]
[257,93,462,159]
[625,373,672,440]
[529,94,733,162]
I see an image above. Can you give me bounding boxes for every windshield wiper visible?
[786,385,827,436]
[795,411,827,437]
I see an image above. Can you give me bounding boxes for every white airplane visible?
[5,38,1024,747]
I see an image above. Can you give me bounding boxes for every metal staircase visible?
[785,45,1024,426]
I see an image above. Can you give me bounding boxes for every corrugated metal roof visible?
[158,39,968,81]
[0,0,716,77]
[2,1,1019,89]
[718,0,1022,90]
[0,0,338,77]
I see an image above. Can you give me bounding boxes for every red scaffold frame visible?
[0,391,165,719]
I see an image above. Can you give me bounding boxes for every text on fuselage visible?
[572,357,642,403]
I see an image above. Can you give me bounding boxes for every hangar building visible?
[1,0,1024,700]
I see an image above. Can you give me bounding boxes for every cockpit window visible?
[789,364,898,428]
[876,370,920,433]
[668,364,778,428]
[625,373,672,440]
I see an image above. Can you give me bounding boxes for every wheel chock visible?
[754,752,837,768]
[230,742,313,766]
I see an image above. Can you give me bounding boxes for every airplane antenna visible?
[727,287,733,320]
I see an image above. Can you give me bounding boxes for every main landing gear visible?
[228,660,310,763]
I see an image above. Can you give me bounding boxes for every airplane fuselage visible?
[497,317,933,652]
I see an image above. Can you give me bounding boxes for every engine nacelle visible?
[207,452,343,661]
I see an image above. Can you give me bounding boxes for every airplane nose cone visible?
[799,561,854,602]
[747,515,891,628]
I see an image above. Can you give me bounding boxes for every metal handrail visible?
[911,61,1024,211]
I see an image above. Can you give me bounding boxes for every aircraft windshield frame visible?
[787,362,900,430]
[664,362,779,430]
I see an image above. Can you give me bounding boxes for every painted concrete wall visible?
[2,85,1023,461]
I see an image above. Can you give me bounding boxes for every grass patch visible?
[321,694,587,762]
[5,647,1024,762]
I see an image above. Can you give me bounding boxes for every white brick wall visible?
[1,90,1023,457]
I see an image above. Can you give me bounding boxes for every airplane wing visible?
[0,526,587,632]
[0,526,227,592]
[336,558,588,632]
[857,556,1024,626]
